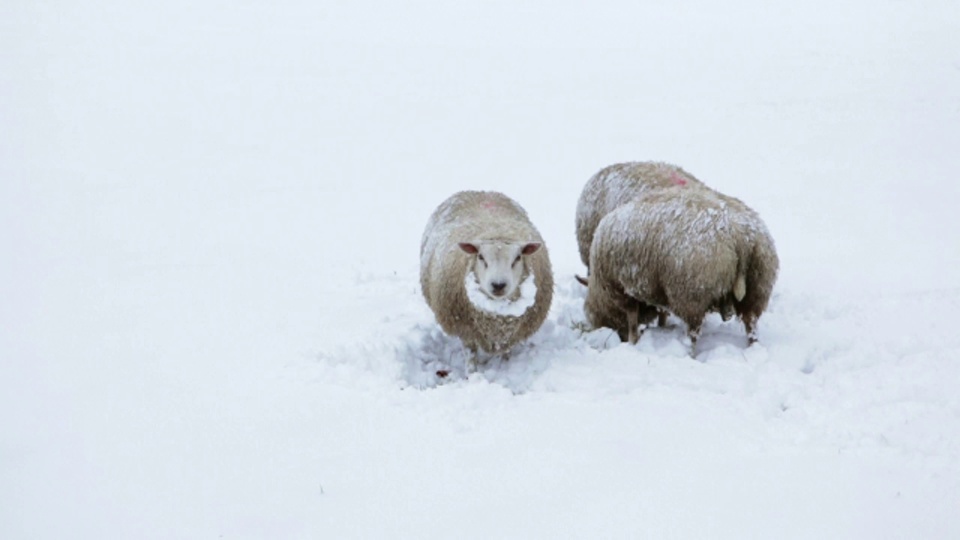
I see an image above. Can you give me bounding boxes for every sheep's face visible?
[459,241,541,300]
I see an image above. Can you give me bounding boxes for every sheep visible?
[575,161,707,327]
[420,190,554,363]
[575,161,706,273]
[583,185,779,354]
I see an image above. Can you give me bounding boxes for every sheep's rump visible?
[586,186,777,340]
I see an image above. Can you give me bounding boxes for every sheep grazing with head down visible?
[584,185,779,354]
[575,161,707,327]
[420,191,554,362]
[575,161,706,273]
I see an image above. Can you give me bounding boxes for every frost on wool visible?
[575,161,707,271]
[584,185,779,354]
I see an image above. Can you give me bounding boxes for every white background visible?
[3,1,960,538]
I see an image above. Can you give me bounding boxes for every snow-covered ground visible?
[3,0,960,538]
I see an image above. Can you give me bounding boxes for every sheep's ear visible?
[521,242,541,255]
[575,274,589,286]
[458,242,479,254]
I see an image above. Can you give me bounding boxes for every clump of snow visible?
[464,271,537,316]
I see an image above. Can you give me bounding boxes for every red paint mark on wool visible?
[671,172,688,186]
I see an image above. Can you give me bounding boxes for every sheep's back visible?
[575,162,705,267]
[591,189,742,308]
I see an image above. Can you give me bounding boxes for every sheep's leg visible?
[657,309,669,327]
[465,344,480,374]
[683,314,705,358]
[627,305,652,345]
[627,307,640,344]
[720,298,736,322]
[627,302,658,344]
[742,314,758,345]
[688,327,700,356]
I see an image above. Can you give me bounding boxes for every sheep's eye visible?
[477,254,485,263]
[513,256,521,266]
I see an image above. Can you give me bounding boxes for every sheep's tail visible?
[733,250,749,302]
[733,272,747,302]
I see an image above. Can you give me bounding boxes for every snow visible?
[464,271,538,317]
[3,0,960,538]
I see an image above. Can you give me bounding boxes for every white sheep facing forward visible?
[420,191,554,361]
[584,185,779,354]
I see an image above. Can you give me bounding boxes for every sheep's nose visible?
[491,282,507,295]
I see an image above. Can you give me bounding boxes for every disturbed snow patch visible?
[464,271,537,316]
[395,277,622,392]
[316,272,766,393]
[395,320,586,393]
